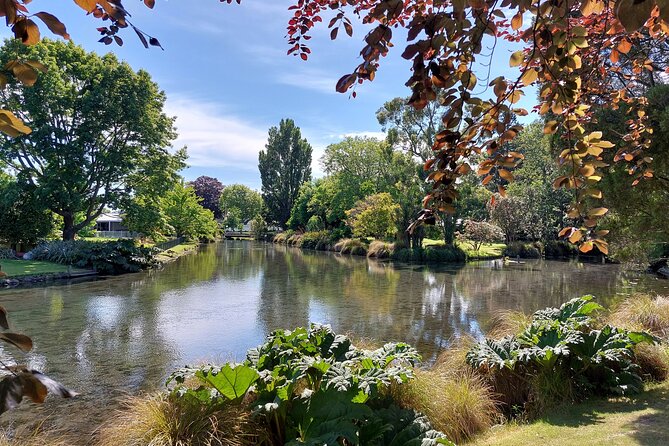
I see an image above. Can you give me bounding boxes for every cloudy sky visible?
[2,1,536,189]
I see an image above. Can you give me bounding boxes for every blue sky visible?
[3,1,537,189]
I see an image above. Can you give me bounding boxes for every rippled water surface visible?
[0,241,667,440]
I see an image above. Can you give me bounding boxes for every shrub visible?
[296,231,331,251]
[0,248,17,260]
[27,240,158,275]
[367,240,394,259]
[544,240,579,258]
[460,220,504,252]
[466,296,659,416]
[503,241,541,258]
[166,325,454,445]
[345,192,400,239]
[391,246,466,263]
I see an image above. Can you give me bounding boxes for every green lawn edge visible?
[471,381,669,446]
[0,259,89,277]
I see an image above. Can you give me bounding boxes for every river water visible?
[0,240,667,440]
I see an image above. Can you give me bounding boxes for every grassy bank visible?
[155,242,199,263]
[0,259,87,277]
[472,381,669,446]
[423,239,506,260]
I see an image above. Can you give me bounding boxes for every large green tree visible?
[161,182,218,241]
[0,174,53,248]
[219,184,263,227]
[0,39,179,240]
[259,119,312,228]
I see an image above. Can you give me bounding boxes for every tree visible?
[189,176,224,219]
[460,220,504,252]
[2,0,668,252]
[161,182,218,241]
[0,177,53,248]
[488,196,527,244]
[281,0,669,254]
[219,184,263,226]
[259,119,312,228]
[0,39,179,240]
[345,193,400,239]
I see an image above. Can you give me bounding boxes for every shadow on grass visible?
[538,383,669,444]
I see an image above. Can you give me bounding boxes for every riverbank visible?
[271,230,503,262]
[0,241,200,288]
[0,259,97,287]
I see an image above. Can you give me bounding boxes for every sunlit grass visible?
[0,259,87,277]
[155,243,198,262]
[471,381,669,446]
[423,239,506,259]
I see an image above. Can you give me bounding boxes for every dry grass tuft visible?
[367,241,394,259]
[392,369,499,444]
[608,294,669,339]
[485,310,531,339]
[432,336,476,378]
[0,427,72,446]
[95,393,267,446]
[333,238,367,255]
[634,342,669,382]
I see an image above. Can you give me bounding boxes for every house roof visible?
[96,212,123,223]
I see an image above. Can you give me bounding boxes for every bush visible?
[466,296,659,416]
[367,240,394,259]
[503,241,541,258]
[544,240,579,258]
[165,325,454,445]
[391,246,466,263]
[0,248,17,260]
[27,240,158,275]
[273,233,288,244]
[296,231,331,251]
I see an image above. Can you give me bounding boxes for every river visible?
[0,240,667,441]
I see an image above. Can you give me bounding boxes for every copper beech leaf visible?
[0,333,33,352]
[0,306,8,330]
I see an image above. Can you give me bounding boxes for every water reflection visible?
[0,241,666,440]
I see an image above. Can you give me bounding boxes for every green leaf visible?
[196,364,258,402]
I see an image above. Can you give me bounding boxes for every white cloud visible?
[275,68,340,94]
[165,95,267,170]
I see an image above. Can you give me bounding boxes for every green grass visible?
[471,381,669,446]
[155,243,198,262]
[423,239,506,259]
[0,259,87,277]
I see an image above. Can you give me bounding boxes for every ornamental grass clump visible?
[96,393,265,446]
[466,295,661,417]
[608,294,669,339]
[333,238,368,255]
[391,369,499,444]
[367,240,394,259]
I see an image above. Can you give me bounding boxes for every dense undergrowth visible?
[94,294,669,446]
[26,239,159,275]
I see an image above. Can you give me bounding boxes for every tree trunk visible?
[62,213,76,241]
[440,212,456,246]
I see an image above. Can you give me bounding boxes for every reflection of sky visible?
[156,280,267,363]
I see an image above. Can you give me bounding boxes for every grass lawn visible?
[155,243,198,262]
[471,381,669,446]
[0,259,87,277]
[423,238,506,259]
